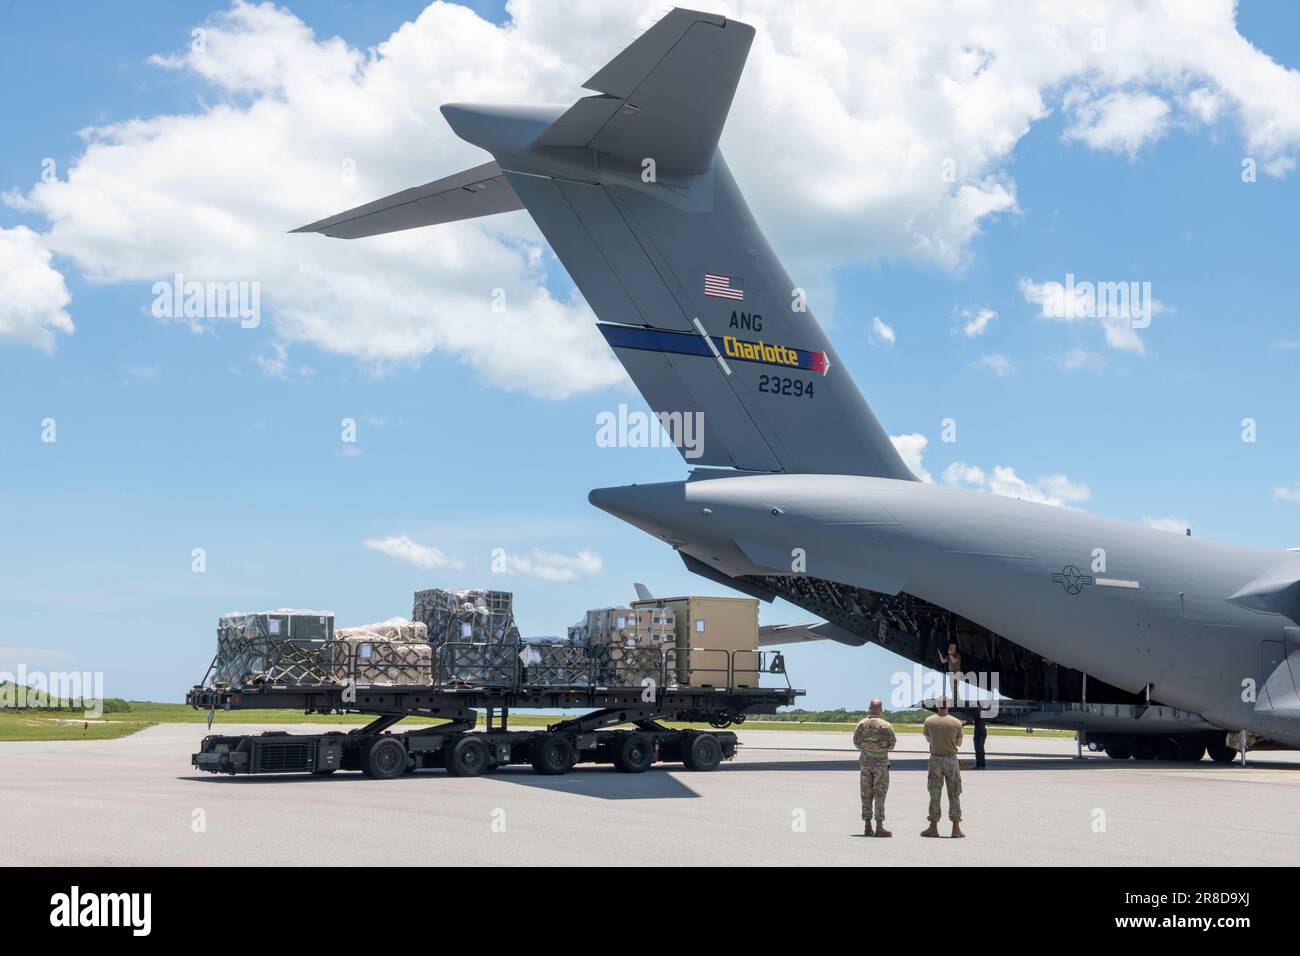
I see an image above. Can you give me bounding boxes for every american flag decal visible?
[704,272,744,300]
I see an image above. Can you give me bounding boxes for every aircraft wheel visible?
[612,733,654,773]
[682,732,723,772]
[1104,743,1131,760]
[1177,742,1207,762]
[1132,739,1158,761]
[1155,738,1182,761]
[529,733,576,775]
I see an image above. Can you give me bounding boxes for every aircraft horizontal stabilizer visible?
[533,8,754,175]
[291,161,522,238]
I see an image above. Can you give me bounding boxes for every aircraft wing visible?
[759,621,868,648]
[291,161,522,238]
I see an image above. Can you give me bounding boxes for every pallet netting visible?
[592,644,668,689]
[412,588,521,646]
[520,642,594,688]
[213,635,336,687]
[435,642,520,688]
[212,610,335,687]
[334,639,434,686]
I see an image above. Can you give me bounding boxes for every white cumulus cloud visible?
[943,462,1091,508]
[0,226,74,353]
[493,548,603,582]
[971,352,1016,377]
[1062,348,1106,371]
[1143,516,1191,533]
[1020,276,1169,355]
[363,535,463,570]
[890,433,933,483]
[1064,90,1172,156]
[959,307,996,337]
[1273,484,1300,504]
[870,315,896,348]
[5,0,1300,383]
[898,435,1087,507]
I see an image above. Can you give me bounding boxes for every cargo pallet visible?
[186,642,802,779]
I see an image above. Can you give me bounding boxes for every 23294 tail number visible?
[758,375,815,399]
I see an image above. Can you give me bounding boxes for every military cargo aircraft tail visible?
[295,8,914,481]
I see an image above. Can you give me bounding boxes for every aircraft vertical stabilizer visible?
[296,8,915,481]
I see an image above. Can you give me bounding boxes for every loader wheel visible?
[529,734,576,775]
[365,737,409,780]
[612,733,654,773]
[682,732,722,772]
[446,735,490,777]
[1132,739,1158,761]
[1104,743,1131,760]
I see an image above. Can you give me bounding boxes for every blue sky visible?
[1,1,1298,707]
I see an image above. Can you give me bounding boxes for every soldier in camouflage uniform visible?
[921,698,965,838]
[852,698,897,837]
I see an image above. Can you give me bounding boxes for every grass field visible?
[0,702,1072,742]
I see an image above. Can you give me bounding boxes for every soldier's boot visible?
[863,820,873,837]
[920,821,940,838]
[951,822,965,839]
[874,822,892,838]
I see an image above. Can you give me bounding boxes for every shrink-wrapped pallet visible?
[332,619,431,685]
[412,588,520,646]
[213,609,334,687]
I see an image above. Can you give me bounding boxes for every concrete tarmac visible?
[2,723,1298,866]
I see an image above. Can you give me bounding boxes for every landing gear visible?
[1156,738,1183,761]
[1132,739,1158,760]
[1177,742,1206,762]
[1103,735,1216,763]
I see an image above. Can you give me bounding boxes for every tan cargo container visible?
[632,596,760,688]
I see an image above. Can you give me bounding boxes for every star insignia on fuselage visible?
[1052,565,1095,595]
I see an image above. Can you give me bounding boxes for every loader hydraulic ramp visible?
[293,7,915,482]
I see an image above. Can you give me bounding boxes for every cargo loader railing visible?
[203,639,790,696]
